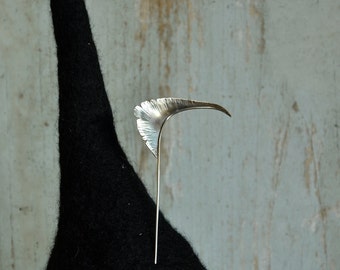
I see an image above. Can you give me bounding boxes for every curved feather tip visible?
[134,97,231,157]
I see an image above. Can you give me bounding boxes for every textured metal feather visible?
[134,97,231,264]
[134,97,231,157]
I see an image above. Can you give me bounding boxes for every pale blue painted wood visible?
[0,0,339,269]
[0,1,59,270]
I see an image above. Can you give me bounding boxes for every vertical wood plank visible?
[0,0,339,269]
[0,1,59,270]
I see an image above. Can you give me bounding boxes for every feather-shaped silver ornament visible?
[134,97,231,264]
[134,98,231,157]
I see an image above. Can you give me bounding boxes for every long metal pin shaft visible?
[134,98,231,264]
[154,135,162,264]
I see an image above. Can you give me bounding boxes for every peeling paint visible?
[159,84,172,97]
[263,120,290,270]
[254,255,259,270]
[292,101,299,112]
[304,145,313,193]
[136,2,177,58]
[273,120,289,189]
[11,235,15,270]
[249,0,266,54]
[304,123,329,260]
[136,0,203,97]
[304,203,340,232]
[164,183,174,207]
[138,144,149,172]
[303,124,317,194]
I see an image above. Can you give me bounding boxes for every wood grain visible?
[0,0,339,269]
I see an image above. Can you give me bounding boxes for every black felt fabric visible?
[46,0,206,269]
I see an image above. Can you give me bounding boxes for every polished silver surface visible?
[134,98,231,157]
[134,97,231,264]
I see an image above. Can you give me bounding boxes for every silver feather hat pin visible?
[134,97,231,264]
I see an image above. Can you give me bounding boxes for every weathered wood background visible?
[0,0,339,269]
